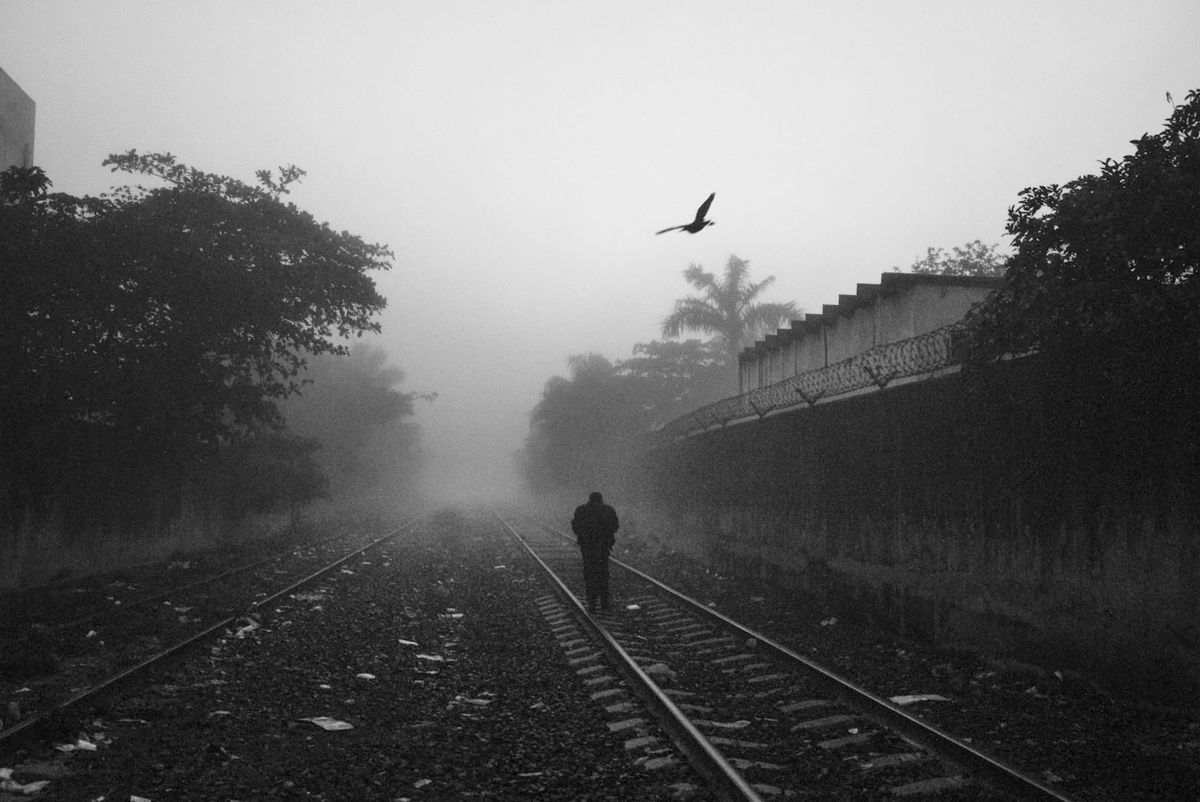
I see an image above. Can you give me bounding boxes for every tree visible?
[523,354,652,498]
[0,153,392,535]
[962,89,1199,366]
[615,339,731,426]
[661,254,799,365]
[280,344,430,502]
[958,89,1199,512]
[897,240,1008,277]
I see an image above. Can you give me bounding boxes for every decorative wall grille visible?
[655,324,963,441]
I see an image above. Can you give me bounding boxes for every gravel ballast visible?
[3,512,705,801]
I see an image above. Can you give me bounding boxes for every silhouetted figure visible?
[571,491,620,612]
[655,192,716,234]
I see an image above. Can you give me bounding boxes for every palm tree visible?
[661,254,800,365]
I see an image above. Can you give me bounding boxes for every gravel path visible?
[3,512,706,801]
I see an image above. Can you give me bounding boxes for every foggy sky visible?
[3,1,1198,501]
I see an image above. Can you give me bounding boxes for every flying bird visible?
[655,192,716,235]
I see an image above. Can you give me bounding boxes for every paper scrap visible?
[300,717,354,731]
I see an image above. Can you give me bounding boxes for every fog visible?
[4,1,1198,504]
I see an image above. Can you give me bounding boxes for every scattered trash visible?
[849,727,859,734]
[209,711,231,717]
[889,694,951,706]
[299,717,353,731]
[820,617,838,627]
[54,737,98,753]
[751,596,765,603]
[530,701,548,711]
[234,618,259,639]
[414,778,432,788]
[449,695,493,707]
[1043,770,1063,784]
[518,771,544,777]
[0,768,51,795]
[86,630,98,638]
[625,604,641,611]
[417,654,444,662]
[745,638,758,649]
[645,663,677,683]
[131,795,152,801]
[398,639,419,647]
[318,684,332,690]
[493,565,507,570]
[340,568,355,575]
[293,592,327,602]
[355,673,376,680]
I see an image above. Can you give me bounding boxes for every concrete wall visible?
[740,275,1000,393]
[0,67,35,170]
[638,356,1200,707]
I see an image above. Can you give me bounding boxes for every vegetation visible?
[523,255,799,498]
[0,154,394,537]
[280,345,431,505]
[521,354,650,498]
[615,338,732,427]
[896,240,1008,277]
[661,254,800,365]
[963,89,1199,368]
[956,89,1200,520]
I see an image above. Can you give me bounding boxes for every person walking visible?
[571,491,620,613]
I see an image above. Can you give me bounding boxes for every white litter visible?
[417,654,444,662]
[300,717,354,731]
[398,639,419,647]
[625,604,641,611]
[889,694,951,705]
[355,673,376,680]
[54,737,97,753]
[0,768,51,795]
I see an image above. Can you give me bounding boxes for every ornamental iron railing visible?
[655,324,963,441]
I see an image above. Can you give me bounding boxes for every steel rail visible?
[0,521,417,757]
[496,514,765,802]
[539,521,1078,802]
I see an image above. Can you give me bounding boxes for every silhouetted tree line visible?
[0,153,414,539]
[521,255,796,498]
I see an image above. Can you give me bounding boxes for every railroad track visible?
[0,521,416,759]
[497,512,1079,802]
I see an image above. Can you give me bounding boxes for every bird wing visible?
[693,192,715,222]
[655,225,685,235]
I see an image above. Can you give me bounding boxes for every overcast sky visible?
[3,1,1198,501]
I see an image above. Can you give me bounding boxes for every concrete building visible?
[0,66,36,170]
[738,272,1000,393]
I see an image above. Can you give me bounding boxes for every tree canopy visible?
[962,89,1199,366]
[614,339,732,427]
[0,154,393,535]
[898,240,1008,277]
[661,254,799,365]
[521,354,652,498]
